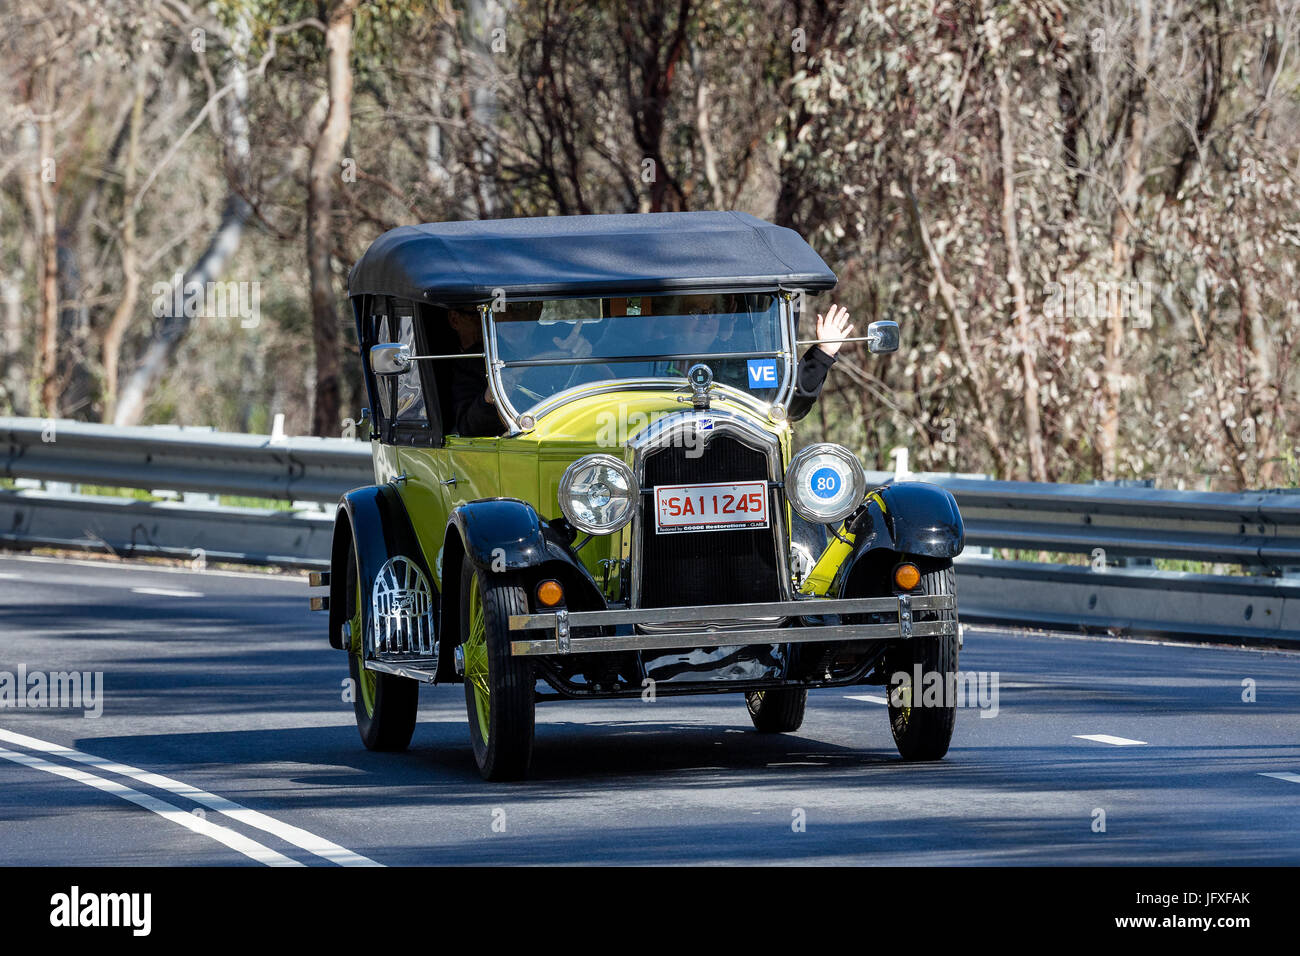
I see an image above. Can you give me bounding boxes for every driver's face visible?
[680,295,729,342]
[448,309,482,349]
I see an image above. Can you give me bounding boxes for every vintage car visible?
[309,211,964,780]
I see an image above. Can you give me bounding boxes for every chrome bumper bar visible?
[507,594,955,657]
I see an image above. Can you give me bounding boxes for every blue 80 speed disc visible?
[809,465,842,499]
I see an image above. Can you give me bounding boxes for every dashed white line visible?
[0,552,292,582]
[0,572,22,580]
[844,694,889,705]
[130,587,204,598]
[1259,772,1300,784]
[0,727,379,867]
[0,745,299,866]
[1073,734,1147,746]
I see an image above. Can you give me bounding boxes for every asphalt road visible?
[1,551,1297,866]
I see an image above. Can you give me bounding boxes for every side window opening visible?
[425,306,465,438]
[391,303,427,424]
[370,297,394,422]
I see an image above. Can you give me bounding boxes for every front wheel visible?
[460,562,535,781]
[886,563,958,761]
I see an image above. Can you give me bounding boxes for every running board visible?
[362,657,440,683]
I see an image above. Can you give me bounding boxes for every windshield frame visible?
[481,291,799,432]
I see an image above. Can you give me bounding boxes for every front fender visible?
[437,498,607,683]
[327,484,436,650]
[833,481,964,595]
[448,497,549,572]
[861,481,965,557]
[445,496,606,602]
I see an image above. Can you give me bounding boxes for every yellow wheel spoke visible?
[464,574,491,743]
[350,557,377,719]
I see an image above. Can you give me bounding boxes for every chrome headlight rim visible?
[784,442,866,525]
[558,453,637,535]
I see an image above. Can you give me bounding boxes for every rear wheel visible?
[345,546,419,751]
[745,688,807,733]
[886,563,958,761]
[460,562,535,781]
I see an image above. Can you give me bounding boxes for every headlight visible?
[558,454,636,534]
[784,443,865,525]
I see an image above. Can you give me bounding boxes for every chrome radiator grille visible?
[637,434,782,609]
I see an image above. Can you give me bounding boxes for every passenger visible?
[788,302,853,421]
[675,293,854,421]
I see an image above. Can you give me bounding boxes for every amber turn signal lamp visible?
[536,579,564,607]
[893,563,921,591]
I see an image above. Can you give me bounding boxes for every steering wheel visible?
[556,362,616,393]
[515,356,617,400]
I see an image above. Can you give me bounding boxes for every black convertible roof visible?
[347,211,837,305]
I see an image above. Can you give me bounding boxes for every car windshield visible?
[491,292,786,412]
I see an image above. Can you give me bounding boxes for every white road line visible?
[1073,734,1147,746]
[0,728,380,867]
[0,552,297,582]
[0,572,22,580]
[845,694,889,705]
[1259,772,1300,784]
[0,745,299,866]
[130,587,204,598]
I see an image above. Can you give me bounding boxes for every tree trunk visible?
[0,277,23,414]
[691,44,722,208]
[997,69,1048,482]
[1100,0,1152,480]
[101,67,147,421]
[902,173,1013,478]
[307,0,363,438]
[112,24,253,427]
[34,69,59,418]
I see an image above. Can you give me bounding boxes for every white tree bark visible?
[113,22,252,427]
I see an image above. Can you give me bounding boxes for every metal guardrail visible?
[939,476,1300,569]
[0,417,373,503]
[951,557,1300,646]
[867,470,1300,644]
[3,417,1298,644]
[1,416,371,567]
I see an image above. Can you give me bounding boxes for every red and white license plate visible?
[653,480,769,534]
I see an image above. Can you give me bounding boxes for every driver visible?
[445,307,505,437]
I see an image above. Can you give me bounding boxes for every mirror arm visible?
[406,353,486,360]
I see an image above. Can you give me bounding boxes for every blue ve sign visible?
[746,358,778,388]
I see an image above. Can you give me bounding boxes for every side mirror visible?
[866,320,900,354]
[370,342,411,376]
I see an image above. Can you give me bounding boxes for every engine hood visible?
[521,382,790,449]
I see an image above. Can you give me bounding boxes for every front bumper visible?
[507,594,956,657]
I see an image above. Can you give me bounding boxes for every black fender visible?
[327,484,437,651]
[437,498,607,681]
[835,481,964,595]
[448,497,549,573]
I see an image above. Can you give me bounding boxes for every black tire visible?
[886,563,958,761]
[745,688,808,733]
[345,546,419,752]
[460,561,535,781]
